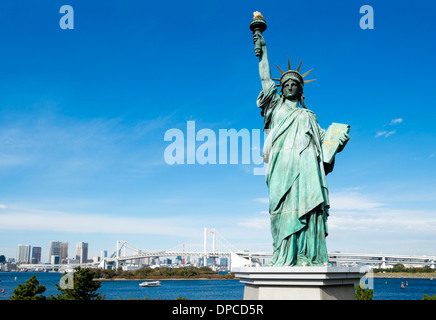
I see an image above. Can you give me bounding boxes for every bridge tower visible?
[116,240,128,270]
[203,228,216,267]
[380,255,386,269]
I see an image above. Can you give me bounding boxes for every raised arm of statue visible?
[253,33,275,92]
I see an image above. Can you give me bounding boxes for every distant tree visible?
[392,263,406,273]
[51,267,105,300]
[420,266,434,273]
[0,255,6,264]
[10,275,47,300]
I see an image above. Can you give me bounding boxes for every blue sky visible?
[0,0,436,260]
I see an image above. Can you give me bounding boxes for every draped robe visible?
[258,81,331,266]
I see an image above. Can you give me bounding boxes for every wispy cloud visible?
[0,107,171,179]
[0,206,199,236]
[329,192,384,210]
[390,118,403,125]
[375,118,403,138]
[375,130,396,138]
[327,190,436,253]
[253,197,269,204]
[245,190,436,254]
[237,216,269,230]
[329,207,436,238]
[374,131,385,138]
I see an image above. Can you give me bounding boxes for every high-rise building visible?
[48,241,68,263]
[31,247,42,264]
[60,242,69,263]
[48,241,61,263]
[76,242,88,263]
[17,244,31,264]
[51,255,60,264]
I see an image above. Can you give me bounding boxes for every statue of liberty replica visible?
[251,12,350,267]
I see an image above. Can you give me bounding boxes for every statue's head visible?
[273,58,316,106]
[281,77,303,101]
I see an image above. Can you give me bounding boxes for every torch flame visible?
[253,11,264,19]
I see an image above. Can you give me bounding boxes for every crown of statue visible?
[272,58,316,89]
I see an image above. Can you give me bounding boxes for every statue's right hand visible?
[253,33,266,47]
[253,33,265,57]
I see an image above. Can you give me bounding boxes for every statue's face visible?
[282,79,302,101]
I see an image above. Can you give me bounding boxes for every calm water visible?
[1,272,436,300]
[0,272,244,300]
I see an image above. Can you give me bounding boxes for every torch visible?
[250,11,267,57]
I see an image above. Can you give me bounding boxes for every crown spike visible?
[297,59,303,72]
[287,57,291,71]
[275,64,284,75]
[301,68,314,78]
[304,79,317,84]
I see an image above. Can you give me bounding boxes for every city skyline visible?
[9,241,93,264]
[0,1,436,259]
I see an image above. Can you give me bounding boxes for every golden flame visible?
[253,11,264,19]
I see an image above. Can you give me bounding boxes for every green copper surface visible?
[252,17,349,267]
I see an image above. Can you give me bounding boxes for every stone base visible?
[233,266,367,300]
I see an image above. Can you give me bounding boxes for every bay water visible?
[1,272,436,300]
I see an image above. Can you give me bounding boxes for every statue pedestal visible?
[233,266,366,300]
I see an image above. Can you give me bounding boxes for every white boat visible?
[139,280,161,287]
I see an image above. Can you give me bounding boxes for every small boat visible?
[1,287,4,294]
[139,281,161,287]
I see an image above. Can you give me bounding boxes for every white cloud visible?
[375,118,403,138]
[0,207,199,236]
[329,192,384,210]
[329,207,436,236]
[253,197,269,204]
[0,109,170,176]
[390,118,403,125]
[246,190,436,254]
[375,130,396,138]
[384,130,396,137]
[327,190,436,253]
[375,131,387,138]
[0,153,34,167]
[237,217,269,230]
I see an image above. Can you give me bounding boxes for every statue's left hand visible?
[337,133,350,153]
